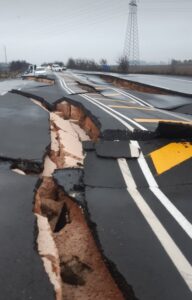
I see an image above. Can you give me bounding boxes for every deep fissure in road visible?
[34,100,125,300]
[100,74,177,95]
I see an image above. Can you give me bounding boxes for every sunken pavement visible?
[0,72,192,300]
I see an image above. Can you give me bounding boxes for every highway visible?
[111,73,192,95]
[0,79,54,299]
[0,78,51,95]
[74,71,192,96]
[0,71,192,299]
[56,71,192,299]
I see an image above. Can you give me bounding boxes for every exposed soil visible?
[35,177,124,300]
[100,75,174,95]
[75,81,98,93]
[23,76,54,85]
[33,100,124,299]
[56,101,100,141]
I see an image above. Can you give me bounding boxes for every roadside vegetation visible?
[66,58,107,71]
[1,58,192,78]
[65,57,192,76]
[0,60,30,79]
[128,59,192,76]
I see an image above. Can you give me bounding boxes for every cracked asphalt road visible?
[0,72,192,300]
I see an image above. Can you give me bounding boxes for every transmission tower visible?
[124,0,140,65]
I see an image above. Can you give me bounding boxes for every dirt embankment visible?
[100,74,175,95]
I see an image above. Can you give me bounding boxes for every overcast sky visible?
[0,0,192,64]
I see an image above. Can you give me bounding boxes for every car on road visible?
[35,66,47,75]
[52,64,62,72]
[24,65,47,76]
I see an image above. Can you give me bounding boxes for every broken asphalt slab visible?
[95,73,192,97]
[12,84,66,110]
[95,140,140,158]
[55,94,157,140]
[85,186,192,300]
[101,89,192,111]
[10,79,173,140]
[75,73,110,86]
[0,78,50,95]
[53,168,84,194]
[0,169,54,300]
[11,81,156,140]
[172,103,192,115]
[0,92,50,163]
[84,151,126,188]
[137,94,192,110]
[53,168,85,205]
[80,144,192,299]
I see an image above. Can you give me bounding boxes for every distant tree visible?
[170,59,178,74]
[41,62,49,67]
[117,56,129,73]
[9,60,29,72]
[100,58,107,65]
[67,58,76,69]
[100,58,110,72]
[54,61,64,67]
[66,57,99,71]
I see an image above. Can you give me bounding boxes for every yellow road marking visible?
[150,142,192,175]
[134,118,192,124]
[95,86,106,90]
[103,93,120,96]
[95,99,138,104]
[103,99,130,103]
[109,105,153,111]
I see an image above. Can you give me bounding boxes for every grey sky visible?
[0,0,192,64]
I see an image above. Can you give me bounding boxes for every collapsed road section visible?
[34,99,125,300]
[53,72,192,300]
[0,91,54,299]
[0,83,125,299]
[1,73,192,300]
[0,168,55,300]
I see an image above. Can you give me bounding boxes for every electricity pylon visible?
[124,0,140,65]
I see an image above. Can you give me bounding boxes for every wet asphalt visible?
[1,72,192,299]
[0,92,50,162]
[56,71,192,299]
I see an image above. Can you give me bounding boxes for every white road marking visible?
[72,73,192,123]
[155,107,192,122]
[83,94,147,131]
[113,87,192,122]
[111,87,152,107]
[135,74,192,84]
[58,73,144,131]
[82,94,134,131]
[56,74,73,94]
[118,158,192,292]
[59,79,72,94]
[129,144,140,158]
[57,74,135,131]
[59,72,192,239]
[131,140,192,240]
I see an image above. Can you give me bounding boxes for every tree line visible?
[66,56,129,73]
[0,56,131,75]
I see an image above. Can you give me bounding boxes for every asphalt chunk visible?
[0,92,50,162]
[85,186,192,300]
[0,170,54,300]
[84,151,126,189]
[95,140,140,158]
